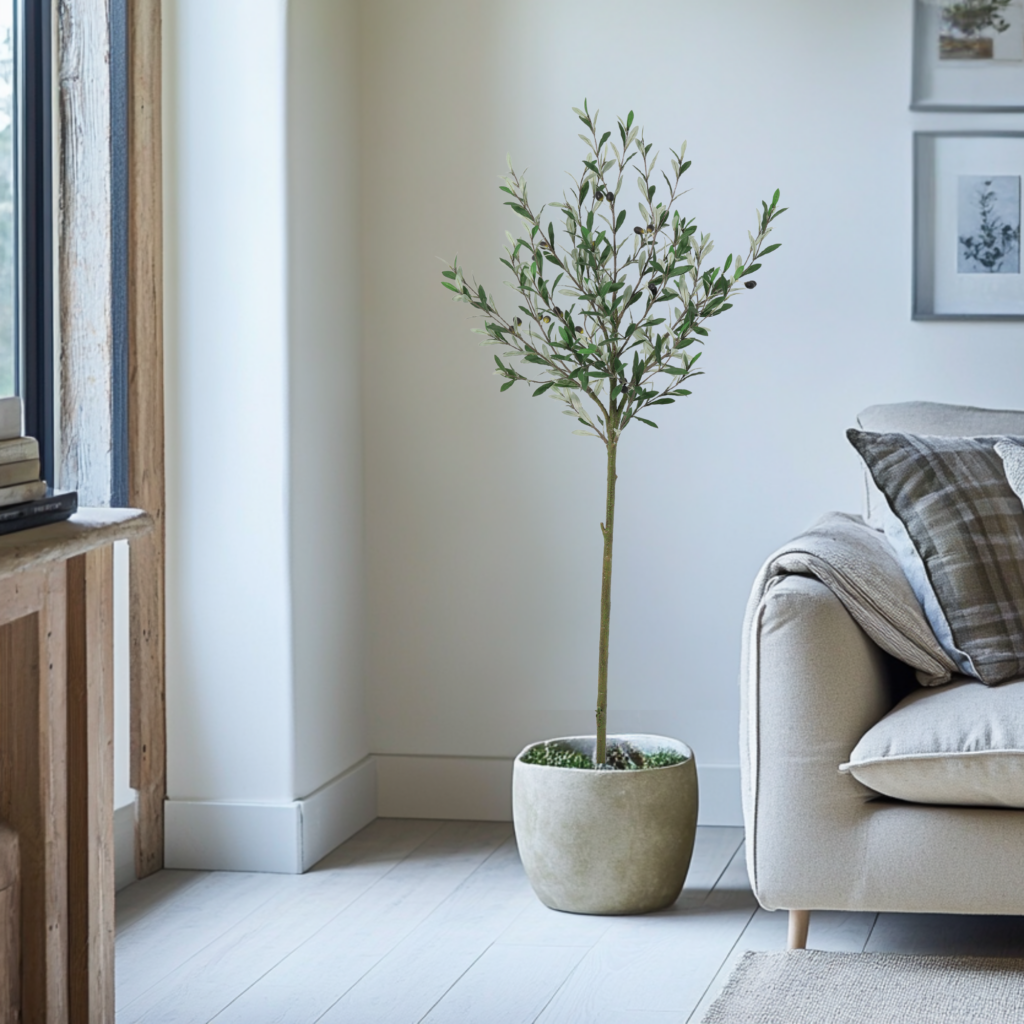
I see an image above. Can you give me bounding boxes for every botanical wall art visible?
[915,133,1024,318]
[957,175,1021,273]
[913,0,1024,109]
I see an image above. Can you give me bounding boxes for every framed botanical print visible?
[915,132,1024,319]
[912,0,1024,110]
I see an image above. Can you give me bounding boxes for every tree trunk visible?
[596,440,618,767]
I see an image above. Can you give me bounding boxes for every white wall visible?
[287,0,368,801]
[162,0,374,870]
[360,0,1024,823]
[166,0,293,805]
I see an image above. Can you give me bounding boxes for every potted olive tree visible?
[442,103,784,915]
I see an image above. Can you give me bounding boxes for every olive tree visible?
[442,102,785,767]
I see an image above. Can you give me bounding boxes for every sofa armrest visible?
[741,574,896,910]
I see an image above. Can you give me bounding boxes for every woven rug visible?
[702,950,1024,1023]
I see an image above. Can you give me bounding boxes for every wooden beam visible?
[57,0,113,507]
[0,825,20,1023]
[126,0,166,879]
[0,566,69,1024]
[66,548,115,1023]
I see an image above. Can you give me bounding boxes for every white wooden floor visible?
[115,820,1024,1024]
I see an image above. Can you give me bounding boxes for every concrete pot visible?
[512,734,698,915]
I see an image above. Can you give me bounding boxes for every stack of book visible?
[0,396,77,537]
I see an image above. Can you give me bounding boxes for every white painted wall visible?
[360,0,1024,822]
[286,0,368,800]
[161,0,372,870]
[165,0,293,806]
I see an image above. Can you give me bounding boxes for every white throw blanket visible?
[742,512,958,687]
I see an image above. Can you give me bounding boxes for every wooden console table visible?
[0,508,151,1023]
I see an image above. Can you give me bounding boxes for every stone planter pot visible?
[512,734,698,915]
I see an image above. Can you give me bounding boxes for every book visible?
[0,437,39,465]
[0,480,47,508]
[0,491,77,537]
[0,459,40,488]
[0,397,22,442]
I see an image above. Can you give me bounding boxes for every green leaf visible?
[636,417,658,428]
[441,270,456,279]
[599,131,611,149]
[650,398,675,405]
[664,366,689,375]
[478,285,488,306]
[626,110,634,130]
[533,382,554,397]
[615,209,627,231]
[692,325,709,337]
[743,263,762,276]
[773,188,781,205]
[500,381,515,392]
[760,243,781,255]
[442,282,458,292]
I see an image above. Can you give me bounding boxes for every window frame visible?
[17,0,54,487]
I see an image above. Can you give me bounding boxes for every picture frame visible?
[912,0,1024,111]
[915,132,1024,320]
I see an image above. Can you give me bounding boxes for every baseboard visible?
[298,756,378,870]
[165,756,377,873]
[375,755,743,827]
[376,755,513,821]
[696,765,743,826]
[114,802,137,892]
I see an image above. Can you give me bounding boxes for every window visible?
[16,0,54,486]
[0,3,14,397]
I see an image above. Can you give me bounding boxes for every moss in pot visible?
[442,101,785,914]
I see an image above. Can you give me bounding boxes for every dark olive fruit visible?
[744,280,757,289]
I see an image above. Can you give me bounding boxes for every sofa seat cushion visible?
[841,677,1024,807]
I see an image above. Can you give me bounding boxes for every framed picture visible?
[912,0,1024,110]
[915,132,1024,320]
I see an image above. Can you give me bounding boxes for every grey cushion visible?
[842,678,1024,808]
[847,430,1024,685]
[857,403,1024,528]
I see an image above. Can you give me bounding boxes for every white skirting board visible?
[115,802,137,892]
[156,755,739,875]
[164,756,377,873]
[376,755,743,827]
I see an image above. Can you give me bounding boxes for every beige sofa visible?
[740,401,1024,950]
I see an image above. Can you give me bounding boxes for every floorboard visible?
[117,819,443,1023]
[114,821,1024,1024]
[866,911,1024,957]
[207,821,512,1024]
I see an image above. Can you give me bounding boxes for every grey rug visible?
[702,950,1024,1023]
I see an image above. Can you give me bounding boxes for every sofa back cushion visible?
[842,678,1024,808]
[848,429,1024,685]
[856,402,1024,528]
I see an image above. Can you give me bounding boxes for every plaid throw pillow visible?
[847,430,1024,685]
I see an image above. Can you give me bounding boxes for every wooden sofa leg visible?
[787,909,810,950]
